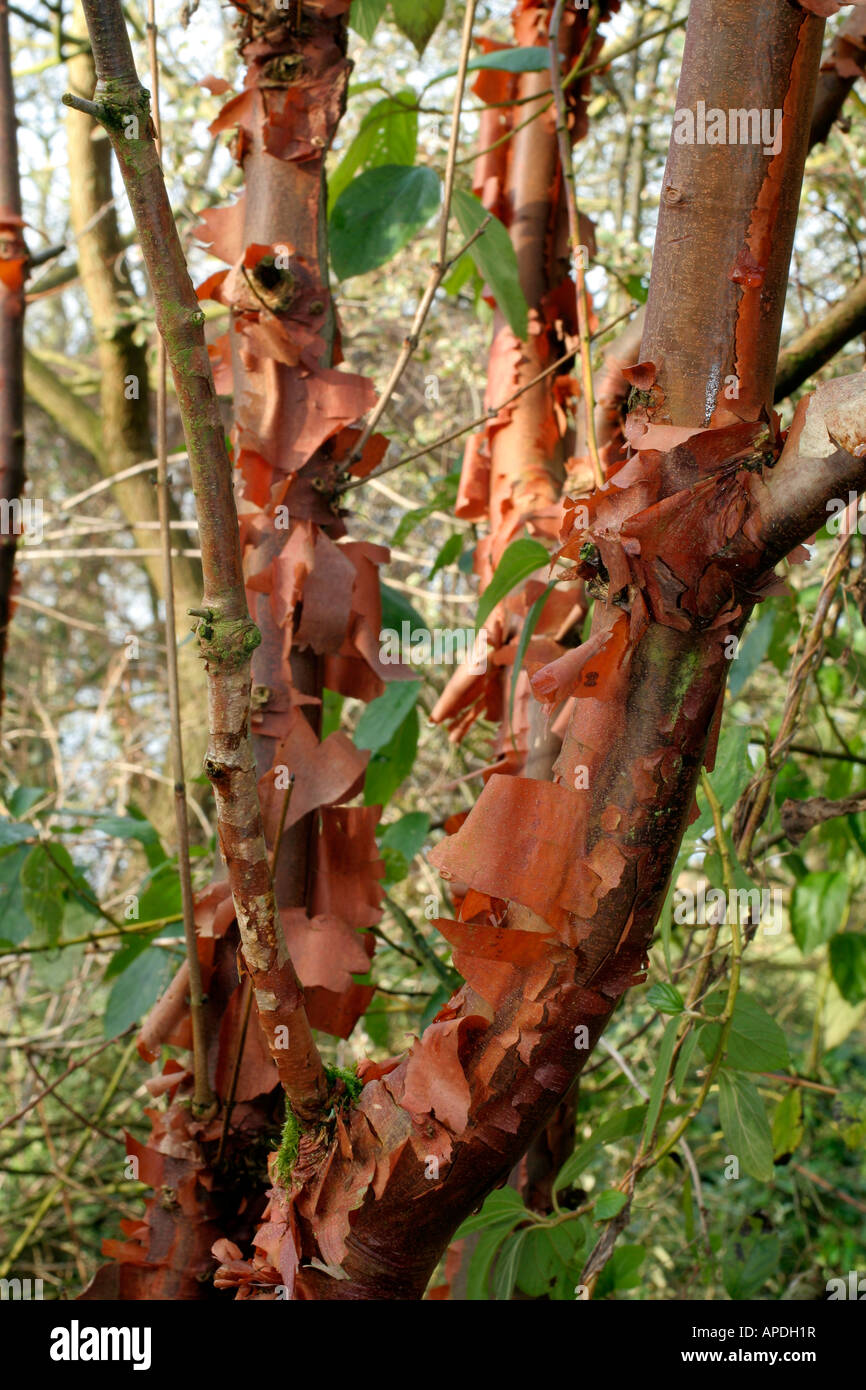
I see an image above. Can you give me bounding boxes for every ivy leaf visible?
[355,680,421,752]
[717,1069,775,1182]
[453,189,529,340]
[791,871,849,954]
[476,538,549,629]
[390,0,445,56]
[330,165,441,280]
[829,933,866,1004]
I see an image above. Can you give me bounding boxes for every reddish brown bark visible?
[810,4,866,144]
[238,0,864,1302]
[64,0,329,1122]
[432,1,615,775]
[0,0,27,713]
[196,0,389,1038]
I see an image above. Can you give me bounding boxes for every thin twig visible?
[341,302,638,493]
[347,0,480,466]
[549,0,603,488]
[146,0,213,1118]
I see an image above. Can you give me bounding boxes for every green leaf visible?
[673,1028,698,1097]
[642,1015,681,1150]
[363,707,419,806]
[698,991,790,1073]
[515,1220,587,1298]
[508,581,556,741]
[392,473,459,545]
[429,532,463,579]
[555,1103,685,1192]
[329,91,418,210]
[0,844,32,944]
[379,580,430,635]
[455,1185,526,1238]
[594,1189,628,1220]
[21,845,69,945]
[321,688,344,739]
[390,0,444,55]
[379,812,430,883]
[92,813,166,870]
[728,607,775,699]
[430,46,551,86]
[646,981,685,1015]
[355,680,421,752]
[595,1244,646,1296]
[691,723,753,839]
[452,189,529,340]
[829,933,866,1004]
[103,946,176,1037]
[7,787,45,817]
[723,1231,780,1300]
[137,862,183,925]
[476,538,549,630]
[623,273,648,304]
[492,1227,527,1301]
[330,165,441,280]
[717,1069,775,1182]
[772,1089,804,1160]
[350,0,388,43]
[0,820,36,847]
[791,870,849,954]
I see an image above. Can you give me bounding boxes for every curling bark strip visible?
[196,0,390,1041]
[212,0,866,1301]
[63,0,329,1125]
[432,0,616,774]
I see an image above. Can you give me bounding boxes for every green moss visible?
[275,1108,301,1187]
[324,1063,363,1104]
[274,1065,363,1187]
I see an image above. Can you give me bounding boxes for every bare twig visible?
[347,0,480,466]
[549,0,602,487]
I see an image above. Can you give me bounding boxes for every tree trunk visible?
[0,0,27,715]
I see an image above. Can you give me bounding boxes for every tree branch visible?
[63,0,329,1125]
